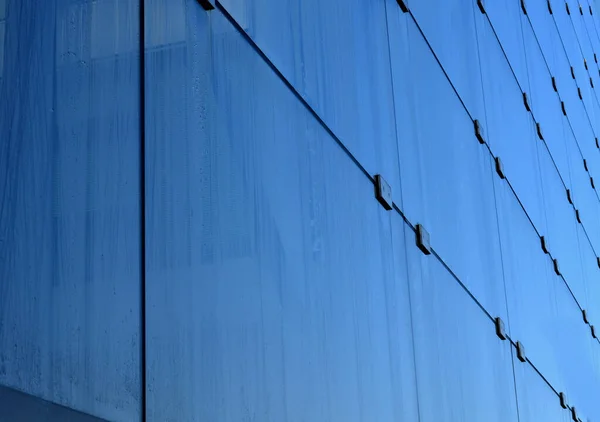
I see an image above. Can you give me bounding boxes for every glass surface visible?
[513,349,573,422]
[538,144,587,306]
[216,0,403,207]
[404,226,519,422]
[387,16,508,323]
[527,0,559,75]
[500,172,600,418]
[555,0,586,67]
[484,0,530,91]
[475,13,547,233]
[0,1,142,421]
[407,0,486,120]
[566,127,600,255]
[3,0,600,419]
[570,3,595,65]
[523,21,572,183]
[577,223,597,316]
[144,7,418,421]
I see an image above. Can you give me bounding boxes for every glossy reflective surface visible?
[0,1,141,421]
[2,0,600,420]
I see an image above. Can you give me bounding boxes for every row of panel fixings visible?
[473,119,506,181]
[569,65,594,98]
[551,73,598,195]
[541,232,599,344]
[530,79,597,211]
[374,176,432,256]
[556,0,595,16]
[475,105,598,279]
[495,313,593,421]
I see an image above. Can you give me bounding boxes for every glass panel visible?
[388,16,508,322]
[528,0,559,75]
[144,8,418,422]
[475,16,546,234]
[513,350,573,422]
[484,0,530,91]
[0,20,4,79]
[0,1,141,421]
[404,226,519,422]
[555,282,600,419]
[577,223,598,317]
[407,0,486,119]
[523,20,572,183]
[556,0,586,67]
[500,167,600,418]
[216,0,402,206]
[538,143,587,308]
[566,126,600,255]
[571,3,595,64]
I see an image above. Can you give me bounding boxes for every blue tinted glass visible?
[577,223,597,314]
[527,0,559,74]
[388,17,508,322]
[408,0,486,119]
[565,129,600,254]
[0,1,141,420]
[496,173,596,404]
[522,21,572,182]
[144,8,418,421]
[475,14,547,232]
[556,1,586,67]
[538,145,587,305]
[513,350,572,422]
[570,4,595,63]
[485,0,530,91]
[216,0,402,206]
[404,228,519,422]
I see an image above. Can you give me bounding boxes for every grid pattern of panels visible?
[160,0,599,420]
[2,0,600,420]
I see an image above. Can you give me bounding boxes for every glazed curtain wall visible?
[2,0,600,421]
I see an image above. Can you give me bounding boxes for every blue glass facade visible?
[1,0,600,420]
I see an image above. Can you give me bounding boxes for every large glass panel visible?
[484,0,530,91]
[570,2,595,64]
[556,0,586,67]
[528,0,559,74]
[494,175,553,358]
[577,223,598,318]
[404,226,519,422]
[0,1,141,421]
[213,0,402,206]
[513,349,573,422]
[407,0,486,120]
[566,126,600,255]
[554,283,600,420]
[499,164,600,418]
[538,143,587,308]
[475,14,546,233]
[144,6,418,421]
[388,16,508,322]
[523,20,572,183]
[495,174,590,404]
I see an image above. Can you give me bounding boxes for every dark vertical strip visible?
[139,0,147,420]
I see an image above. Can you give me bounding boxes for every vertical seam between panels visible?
[383,0,405,210]
[139,0,147,419]
[402,225,423,422]
[474,8,522,421]
[384,7,421,420]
